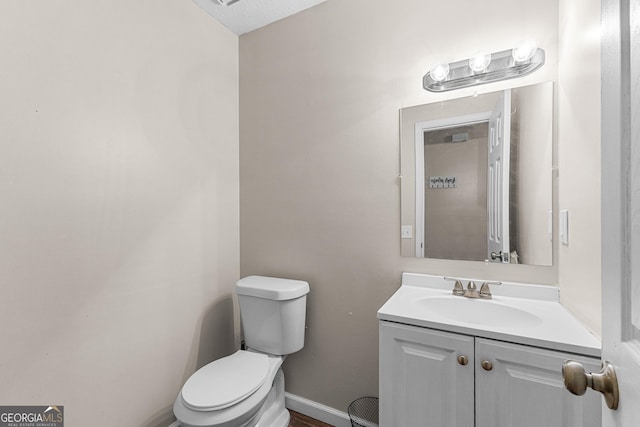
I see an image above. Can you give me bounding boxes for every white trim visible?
[414,111,492,257]
[285,392,352,427]
[414,121,425,257]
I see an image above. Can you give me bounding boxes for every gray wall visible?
[0,1,239,425]
[557,0,602,335]
[516,83,554,265]
[239,0,587,412]
[424,137,488,261]
[0,0,600,423]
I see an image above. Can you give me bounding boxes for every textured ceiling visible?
[193,0,329,35]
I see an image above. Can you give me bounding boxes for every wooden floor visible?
[289,410,335,427]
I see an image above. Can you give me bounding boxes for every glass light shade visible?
[429,63,450,82]
[469,53,491,73]
[512,39,538,62]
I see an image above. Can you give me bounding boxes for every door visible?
[476,338,601,427]
[600,0,640,424]
[379,322,474,427]
[487,89,511,263]
[414,112,491,258]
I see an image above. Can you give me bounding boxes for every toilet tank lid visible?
[236,276,309,300]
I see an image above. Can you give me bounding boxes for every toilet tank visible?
[236,276,309,356]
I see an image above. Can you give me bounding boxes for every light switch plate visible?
[401,225,413,239]
[560,210,569,245]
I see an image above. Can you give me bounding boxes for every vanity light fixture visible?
[512,38,538,62]
[469,52,492,73]
[423,41,545,92]
[428,63,450,82]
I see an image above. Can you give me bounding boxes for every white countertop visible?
[377,273,601,358]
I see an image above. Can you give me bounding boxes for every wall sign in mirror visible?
[400,81,553,266]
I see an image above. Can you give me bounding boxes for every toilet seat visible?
[174,354,285,427]
[181,350,269,411]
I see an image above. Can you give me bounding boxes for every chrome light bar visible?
[423,48,545,92]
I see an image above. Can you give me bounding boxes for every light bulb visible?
[469,53,491,73]
[512,39,538,62]
[429,63,450,82]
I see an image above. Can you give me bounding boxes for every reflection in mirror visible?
[400,82,553,266]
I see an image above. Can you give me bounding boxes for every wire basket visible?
[347,396,379,427]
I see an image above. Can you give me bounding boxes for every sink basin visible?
[415,296,543,328]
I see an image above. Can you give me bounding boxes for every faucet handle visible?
[479,281,501,299]
[452,280,464,296]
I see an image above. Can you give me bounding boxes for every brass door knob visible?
[481,360,493,371]
[562,360,619,410]
[457,355,469,366]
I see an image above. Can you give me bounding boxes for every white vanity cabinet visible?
[380,321,602,427]
[379,321,474,427]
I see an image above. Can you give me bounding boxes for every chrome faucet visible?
[446,277,502,299]
[449,279,479,298]
[464,281,480,298]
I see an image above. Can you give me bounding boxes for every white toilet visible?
[173,275,310,427]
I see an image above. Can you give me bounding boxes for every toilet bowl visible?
[173,351,288,427]
[173,276,309,427]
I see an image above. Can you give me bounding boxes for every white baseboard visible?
[285,392,351,427]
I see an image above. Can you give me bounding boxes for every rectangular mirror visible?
[400,81,553,266]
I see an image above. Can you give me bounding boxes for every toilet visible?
[173,275,310,427]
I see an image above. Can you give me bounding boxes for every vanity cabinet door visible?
[379,322,474,427]
[475,338,602,427]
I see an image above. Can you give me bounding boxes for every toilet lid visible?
[181,350,269,411]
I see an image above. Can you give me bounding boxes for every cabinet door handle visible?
[481,360,493,371]
[457,355,469,366]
